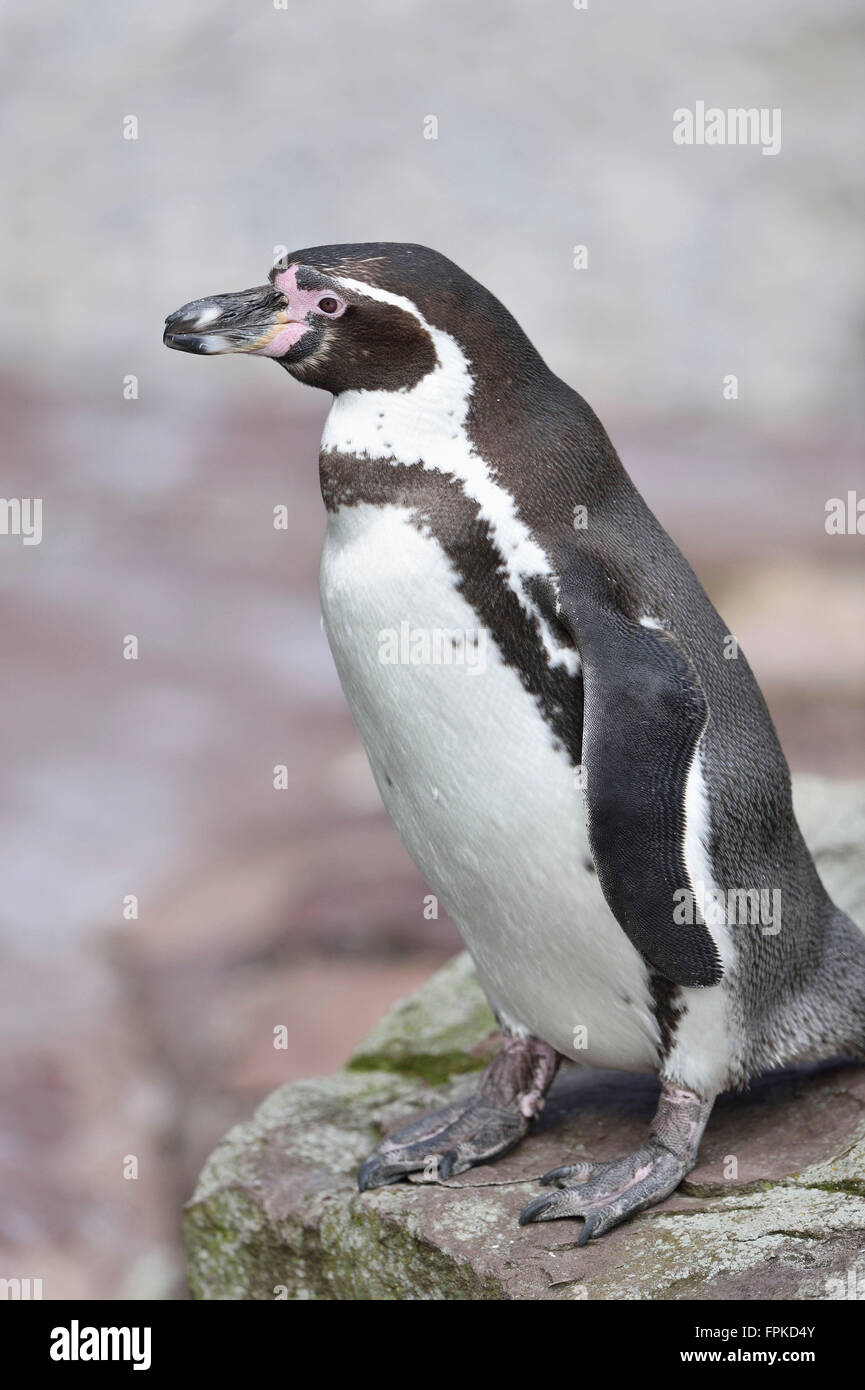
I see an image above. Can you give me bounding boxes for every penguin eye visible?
[317,296,341,315]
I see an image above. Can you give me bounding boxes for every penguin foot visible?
[518,1141,690,1244]
[357,1035,560,1192]
[518,1082,715,1244]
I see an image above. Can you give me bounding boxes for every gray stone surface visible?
[186,777,865,1300]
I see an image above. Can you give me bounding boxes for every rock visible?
[346,951,499,1084]
[185,778,865,1300]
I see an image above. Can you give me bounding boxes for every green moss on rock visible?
[347,951,497,1082]
[348,1049,488,1086]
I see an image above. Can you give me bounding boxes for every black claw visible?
[539,1165,570,1187]
[438,1150,457,1181]
[519,1195,553,1226]
[576,1216,597,1247]
[357,1157,377,1192]
[357,1156,399,1193]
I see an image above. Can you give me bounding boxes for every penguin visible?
[164,243,865,1244]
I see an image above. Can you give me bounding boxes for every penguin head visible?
[164,242,542,394]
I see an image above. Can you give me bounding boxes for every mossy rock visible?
[347,950,498,1084]
[185,777,865,1299]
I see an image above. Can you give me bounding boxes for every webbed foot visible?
[519,1082,714,1244]
[358,1035,560,1191]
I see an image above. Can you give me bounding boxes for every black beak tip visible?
[164,309,184,349]
[163,303,206,349]
[164,331,203,354]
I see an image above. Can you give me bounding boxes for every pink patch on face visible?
[274,265,348,317]
[253,321,312,357]
[251,265,347,357]
[273,266,299,297]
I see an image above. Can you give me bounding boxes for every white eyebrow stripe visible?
[333,275,430,323]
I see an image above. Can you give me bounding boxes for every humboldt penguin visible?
[165,243,865,1243]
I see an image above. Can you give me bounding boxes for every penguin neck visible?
[320,318,562,474]
[318,313,628,538]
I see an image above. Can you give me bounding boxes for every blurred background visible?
[0,0,862,1298]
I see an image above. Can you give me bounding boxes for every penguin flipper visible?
[559,579,722,988]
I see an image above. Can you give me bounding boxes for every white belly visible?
[319,502,661,1072]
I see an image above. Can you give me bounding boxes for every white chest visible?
[319,501,661,1072]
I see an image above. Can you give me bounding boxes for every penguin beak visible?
[163,284,310,357]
